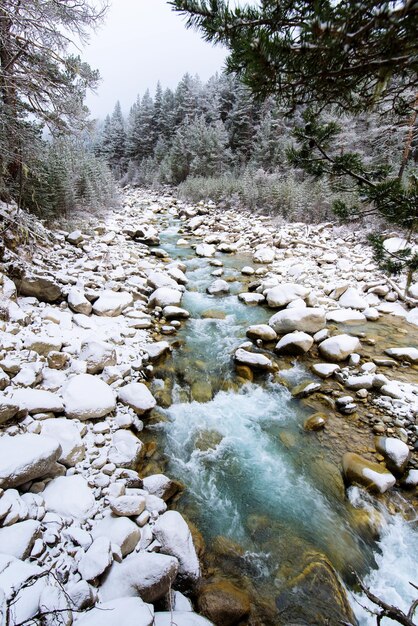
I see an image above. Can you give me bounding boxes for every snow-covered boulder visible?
[275,331,313,355]
[23,333,63,356]
[108,430,143,468]
[318,334,361,362]
[269,308,326,334]
[9,389,63,414]
[147,271,180,290]
[142,474,180,501]
[326,309,366,323]
[42,475,97,521]
[76,598,154,626]
[206,280,230,296]
[0,556,48,624]
[67,288,92,315]
[15,274,63,302]
[384,347,418,364]
[234,348,272,370]
[78,536,113,581]
[246,325,277,341]
[253,247,275,264]
[62,374,116,420]
[79,340,117,374]
[118,383,156,415]
[311,363,340,379]
[342,453,396,494]
[100,552,179,603]
[154,613,214,626]
[93,290,133,317]
[162,306,190,320]
[40,418,85,467]
[338,287,368,311]
[195,243,216,258]
[238,292,265,305]
[153,511,200,586]
[265,283,309,308]
[144,341,171,362]
[149,287,182,308]
[92,516,140,557]
[109,495,145,517]
[0,520,41,559]
[374,437,411,476]
[0,434,61,489]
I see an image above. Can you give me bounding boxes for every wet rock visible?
[154,613,214,625]
[275,551,357,626]
[304,412,328,431]
[275,331,313,355]
[269,308,326,334]
[197,580,251,626]
[291,381,321,398]
[318,334,361,362]
[401,469,418,489]
[62,374,116,420]
[374,437,411,476]
[0,434,62,489]
[342,453,396,494]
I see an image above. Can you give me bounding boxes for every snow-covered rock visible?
[238,292,265,305]
[0,434,61,489]
[326,309,366,323]
[93,290,133,317]
[246,325,277,341]
[147,271,179,290]
[9,389,63,414]
[39,585,72,626]
[162,306,190,320]
[384,347,418,364]
[154,613,214,626]
[275,331,313,355]
[144,341,170,362]
[311,363,340,379]
[109,495,145,517]
[0,520,41,559]
[92,515,140,557]
[374,437,411,475]
[108,430,143,468]
[76,598,154,626]
[338,287,368,310]
[195,243,216,257]
[265,283,309,308]
[0,556,48,624]
[62,374,116,420]
[67,288,92,315]
[153,511,200,586]
[149,287,182,308]
[40,418,85,467]
[269,308,326,334]
[79,340,117,374]
[78,536,113,581]
[206,279,230,296]
[142,474,179,501]
[23,333,63,356]
[253,247,275,264]
[0,398,19,424]
[342,453,396,494]
[42,475,97,520]
[234,348,272,370]
[118,383,156,415]
[318,334,361,362]
[100,552,179,603]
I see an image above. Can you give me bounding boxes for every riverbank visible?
[0,186,417,625]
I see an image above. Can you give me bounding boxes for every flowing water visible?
[148,217,418,625]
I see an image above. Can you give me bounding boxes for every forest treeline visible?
[94,72,413,221]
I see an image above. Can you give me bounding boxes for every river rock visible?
[196,243,216,257]
[79,340,117,374]
[163,306,190,320]
[384,347,418,364]
[197,580,251,626]
[92,515,140,557]
[207,280,230,295]
[269,308,326,334]
[318,334,361,362]
[311,363,340,379]
[149,287,182,308]
[76,598,154,626]
[43,475,97,520]
[238,292,265,305]
[326,309,366,323]
[68,288,92,315]
[142,474,181,501]
[153,511,200,586]
[110,495,146,517]
[147,271,179,290]
[62,374,116,420]
[338,287,368,310]
[154,613,214,625]
[374,437,411,476]
[304,413,328,431]
[275,331,313,355]
[15,274,63,302]
[0,398,19,424]
[93,290,133,316]
[0,434,61,488]
[342,453,396,493]
[40,418,85,467]
[265,283,309,308]
[9,388,63,414]
[0,520,41,559]
[108,429,143,468]
[144,341,171,362]
[78,536,113,581]
[118,383,156,415]
[253,247,275,263]
[234,348,272,370]
[246,324,277,341]
[23,333,63,356]
[100,552,179,603]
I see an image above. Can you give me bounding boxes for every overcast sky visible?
[82,0,228,119]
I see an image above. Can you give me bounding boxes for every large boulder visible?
[118,383,156,415]
[149,287,182,308]
[79,340,117,374]
[15,274,63,302]
[0,556,48,624]
[0,433,61,489]
[246,325,277,341]
[197,580,251,626]
[338,287,368,310]
[374,437,411,476]
[42,475,97,520]
[318,335,361,362]
[9,389,63,414]
[108,430,143,468]
[342,453,396,493]
[100,552,179,603]
[78,536,113,581]
[147,271,180,290]
[92,515,141,557]
[234,348,273,371]
[93,290,133,317]
[62,374,116,420]
[40,418,85,467]
[275,331,313,356]
[67,288,92,315]
[153,511,200,586]
[76,598,154,626]
[253,247,275,264]
[207,280,230,296]
[195,243,216,258]
[269,308,326,334]
[265,283,309,308]
[0,520,41,559]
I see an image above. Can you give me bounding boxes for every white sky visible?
[83,0,228,119]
